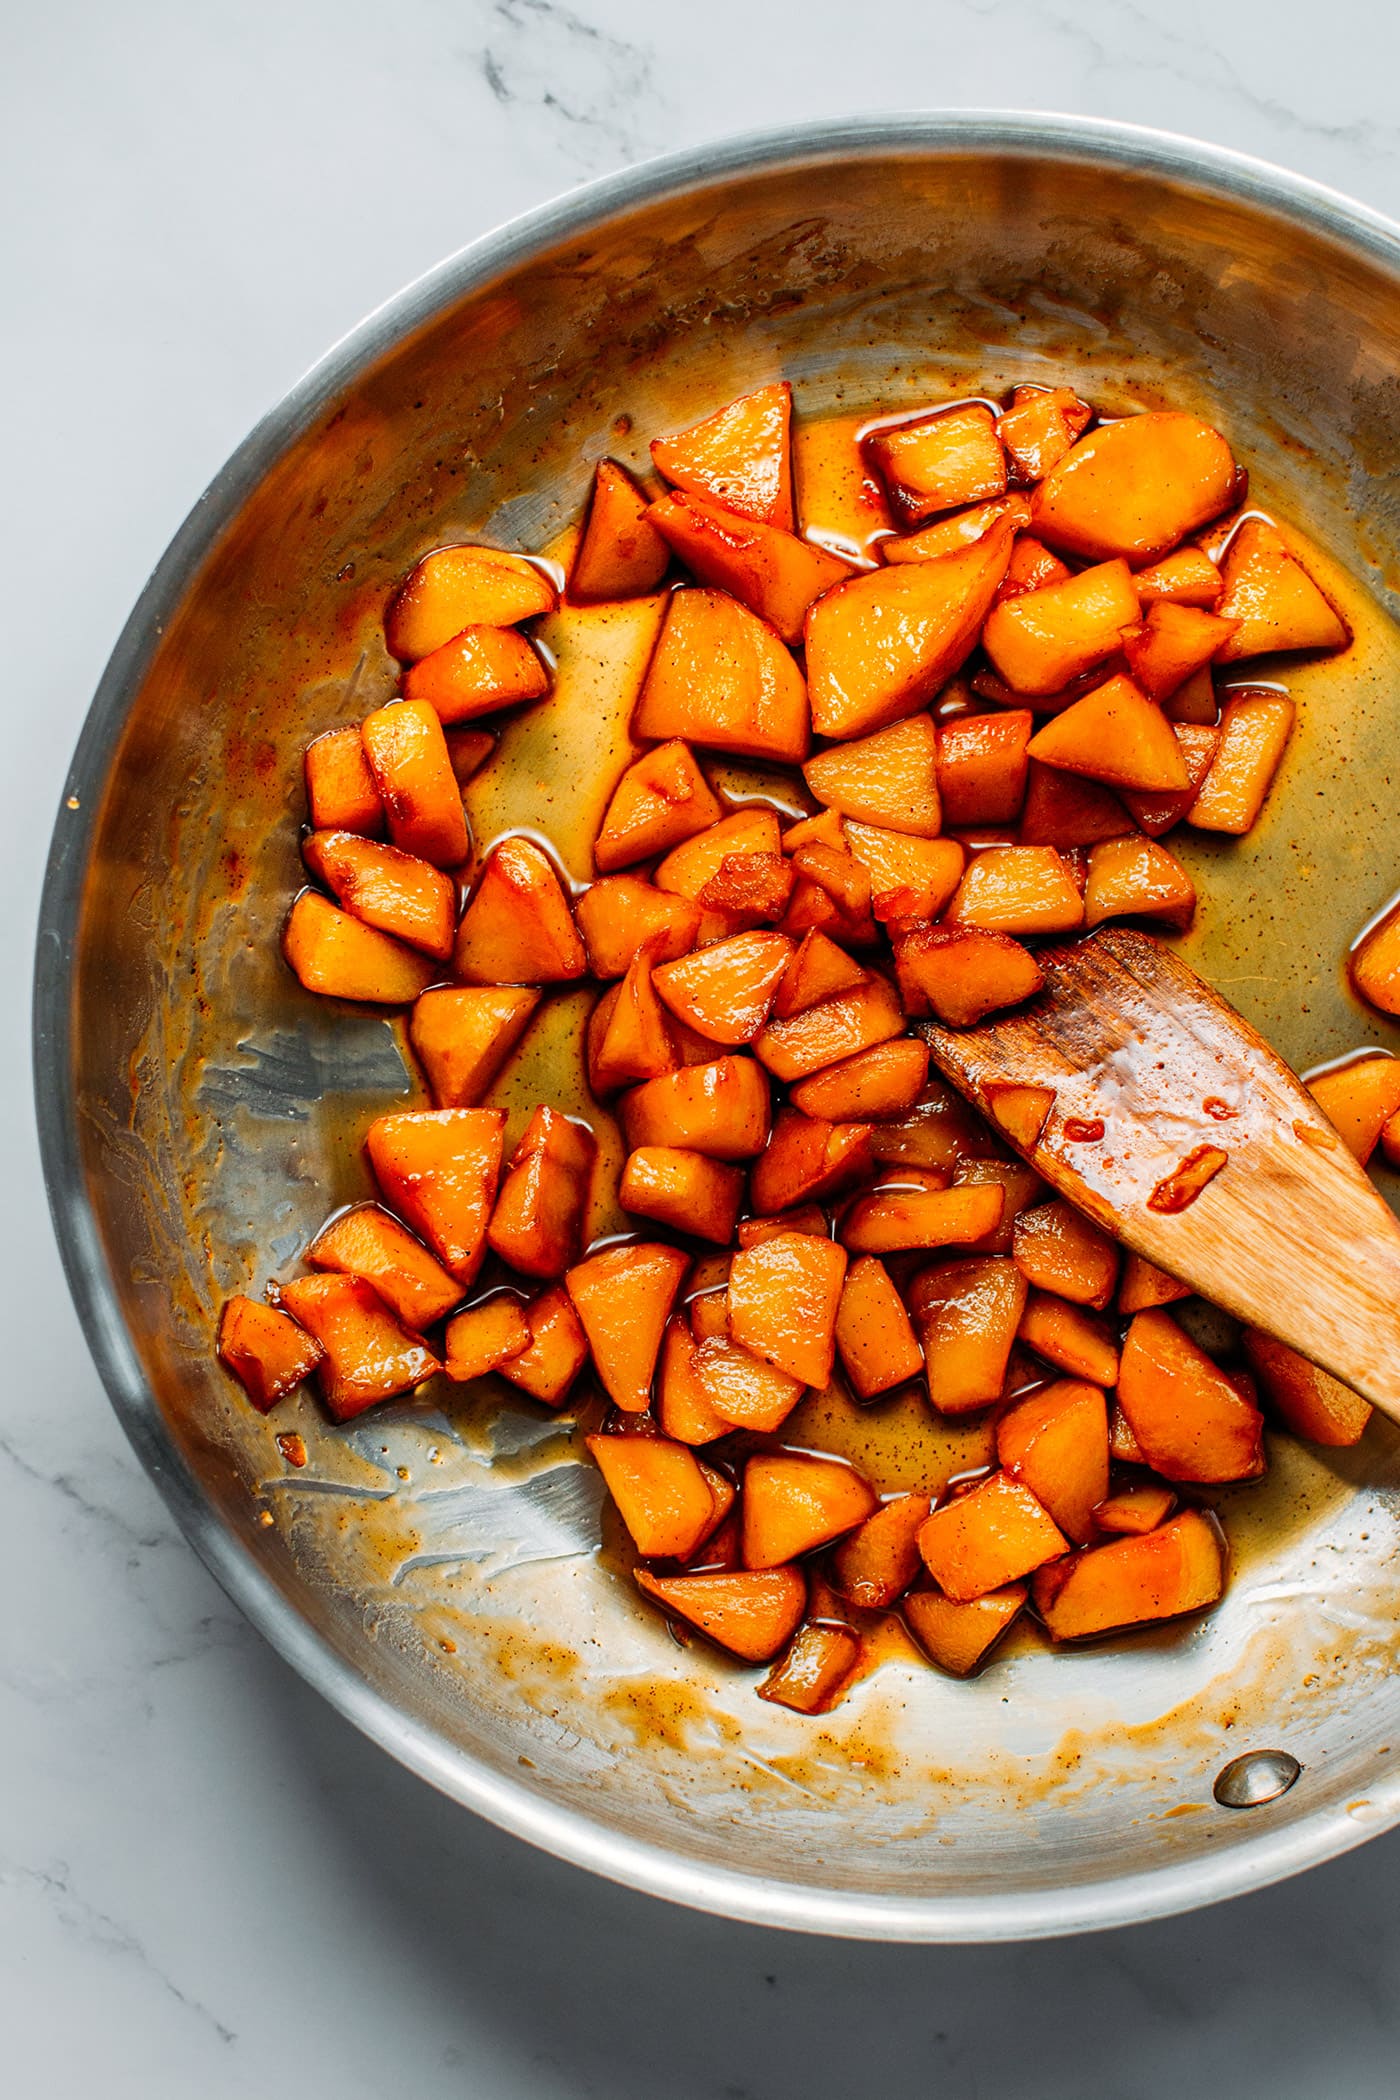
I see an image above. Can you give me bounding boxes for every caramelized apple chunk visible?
[218,1296,323,1411]
[570,459,671,603]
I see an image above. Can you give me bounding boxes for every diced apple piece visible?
[570,459,671,603]
[576,877,700,978]
[653,931,792,1045]
[307,1202,462,1328]
[1241,1329,1372,1447]
[587,1433,719,1560]
[655,806,784,898]
[454,836,585,984]
[1013,1199,1118,1310]
[687,1282,730,1345]
[444,1296,532,1382]
[594,741,722,872]
[909,1256,1028,1413]
[775,871,856,949]
[1215,519,1349,659]
[278,1274,441,1422]
[622,1056,770,1160]
[981,559,1140,695]
[1117,1309,1265,1481]
[872,1081,1000,1173]
[1093,1482,1177,1536]
[487,1107,597,1278]
[903,1583,1027,1675]
[695,852,795,926]
[866,404,1007,524]
[634,1566,807,1661]
[620,1146,744,1245]
[1026,675,1190,794]
[793,412,893,564]
[785,844,874,940]
[402,624,550,723]
[305,726,383,835]
[1119,723,1219,836]
[1109,1405,1146,1464]
[843,1183,1004,1256]
[736,1207,828,1247]
[753,973,905,1081]
[949,1159,1044,1256]
[790,1038,929,1121]
[1122,602,1238,700]
[444,728,496,788]
[756,1621,862,1713]
[984,1082,1056,1152]
[805,525,1014,739]
[918,1472,1066,1600]
[565,1242,689,1414]
[827,1495,930,1609]
[647,489,848,646]
[743,1451,878,1569]
[833,1257,924,1401]
[1164,665,1218,725]
[283,892,436,1005]
[693,1334,806,1433]
[936,709,1033,825]
[652,382,794,530]
[1133,547,1224,607]
[408,985,540,1108]
[1018,762,1134,849]
[803,715,941,837]
[997,386,1089,481]
[303,831,457,960]
[892,923,1044,1026]
[842,825,965,920]
[771,930,866,1020]
[366,1107,506,1285]
[1383,1108,1400,1169]
[882,492,1031,563]
[1119,1253,1190,1315]
[361,700,471,866]
[1350,903,1400,1018]
[1186,690,1294,833]
[385,545,557,660]
[634,588,809,763]
[495,1285,590,1405]
[656,1316,730,1444]
[1018,1291,1120,1386]
[996,1378,1109,1543]
[749,1109,873,1214]
[217,1295,323,1411]
[1033,1508,1225,1640]
[1307,1055,1400,1163]
[996,536,1073,600]
[945,845,1084,935]
[728,1232,848,1387]
[1032,413,1240,564]
[1084,836,1196,931]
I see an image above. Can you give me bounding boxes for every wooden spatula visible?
[917,924,1400,1416]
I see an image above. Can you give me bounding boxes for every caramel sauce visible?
[1147,1145,1230,1214]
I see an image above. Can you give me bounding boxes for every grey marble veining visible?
[7,1,1400,2092]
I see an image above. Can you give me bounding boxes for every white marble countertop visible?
[7,2,1400,2092]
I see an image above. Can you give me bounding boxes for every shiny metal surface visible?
[1214,1751,1304,1810]
[33,113,1400,1942]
